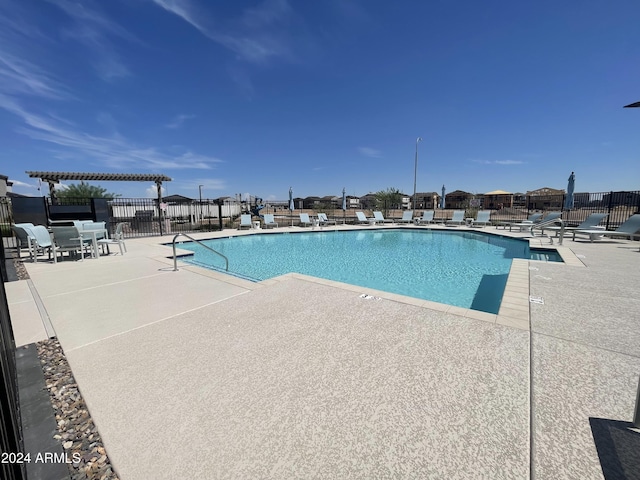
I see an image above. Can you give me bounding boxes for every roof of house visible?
[483,190,512,195]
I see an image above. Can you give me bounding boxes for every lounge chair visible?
[97,222,127,255]
[28,225,54,262]
[507,213,544,232]
[263,214,278,229]
[51,226,94,263]
[12,224,36,260]
[299,213,313,227]
[542,213,608,239]
[238,214,252,230]
[372,211,393,224]
[317,213,336,226]
[355,211,375,225]
[446,210,465,226]
[396,211,414,224]
[416,211,435,225]
[471,210,491,228]
[575,214,640,243]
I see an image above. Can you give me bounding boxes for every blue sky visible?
[1,0,639,200]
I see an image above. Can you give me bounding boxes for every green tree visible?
[374,187,402,217]
[57,181,120,199]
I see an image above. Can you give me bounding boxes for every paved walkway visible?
[6,225,640,479]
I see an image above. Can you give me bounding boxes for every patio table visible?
[79,229,108,258]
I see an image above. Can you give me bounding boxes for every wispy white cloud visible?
[0,95,221,171]
[358,146,382,158]
[151,0,297,65]
[47,0,135,81]
[145,184,166,197]
[0,50,69,99]
[165,114,196,129]
[8,179,38,190]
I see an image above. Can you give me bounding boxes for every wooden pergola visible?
[26,171,172,204]
[26,171,173,234]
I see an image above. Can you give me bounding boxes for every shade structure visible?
[564,172,575,210]
[289,187,294,226]
[440,185,446,209]
[342,187,347,224]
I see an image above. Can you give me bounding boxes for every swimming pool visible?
[179,229,560,314]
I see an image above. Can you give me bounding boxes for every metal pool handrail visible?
[171,233,229,272]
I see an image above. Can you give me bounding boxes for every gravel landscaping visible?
[13,256,119,479]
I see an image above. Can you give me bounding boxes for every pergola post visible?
[156,180,164,235]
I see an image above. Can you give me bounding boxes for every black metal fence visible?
[0,191,638,243]
[0,241,26,480]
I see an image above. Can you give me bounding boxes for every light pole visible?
[625,100,640,427]
[413,137,422,210]
[198,185,203,224]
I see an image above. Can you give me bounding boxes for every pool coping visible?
[165,225,587,331]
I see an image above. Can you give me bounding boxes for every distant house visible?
[302,196,321,209]
[526,187,564,209]
[320,195,340,208]
[445,190,474,209]
[482,190,514,209]
[163,194,193,203]
[413,192,439,210]
[359,194,377,209]
[346,196,360,209]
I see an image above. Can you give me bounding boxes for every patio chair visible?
[12,224,37,260]
[542,213,608,239]
[372,211,393,224]
[471,210,491,228]
[28,225,54,262]
[238,214,252,230]
[416,211,435,225]
[507,213,544,232]
[317,213,336,226]
[263,214,278,229]
[97,223,127,255]
[299,213,313,227]
[51,226,94,263]
[575,214,640,243]
[396,211,414,224]
[446,210,465,226]
[74,220,107,240]
[355,211,375,225]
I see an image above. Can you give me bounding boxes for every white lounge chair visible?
[471,210,491,228]
[317,213,336,226]
[416,211,435,225]
[299,213,313,227]
[12,224,37,260]
[355,211,375,225]
[263,214,278,229]
[396,211,414,224]
[542,213,608,239]
[372,211,393,224]
[575,214,640,243]
[508,213,544,232]
[446,210,465,226]
[238,214,252,230]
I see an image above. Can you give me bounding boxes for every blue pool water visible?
[179,229,560,314]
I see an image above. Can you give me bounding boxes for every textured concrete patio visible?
[7,224,640,479]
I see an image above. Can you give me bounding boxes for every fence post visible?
[634,375,640,428]
[605,191,614,230]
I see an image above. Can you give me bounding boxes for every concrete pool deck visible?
[7,224,640,479]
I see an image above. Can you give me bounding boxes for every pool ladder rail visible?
[171,233,229,272]
[530,218,565,245]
